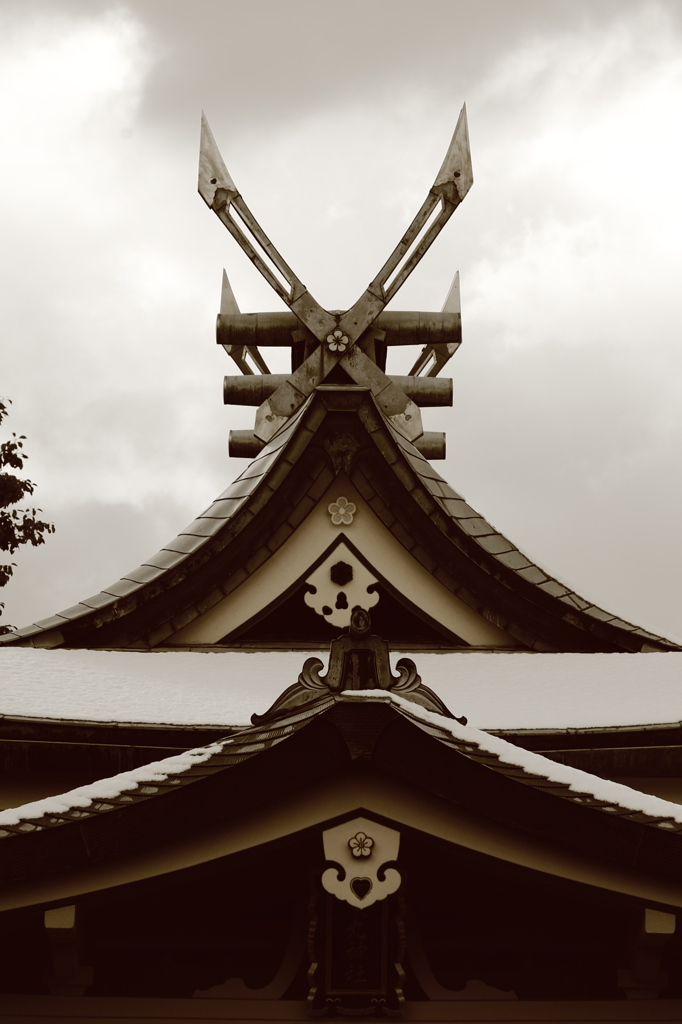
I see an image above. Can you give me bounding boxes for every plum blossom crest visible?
[349,831,374,858]
[328,497,356,526]
[326,329,349,353]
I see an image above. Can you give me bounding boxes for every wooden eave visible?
[1,387,678,653]
[3,693,682,908]
[494,720,682,779]
[2,712,681,794]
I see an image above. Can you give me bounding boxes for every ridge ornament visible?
[199,106,473,444]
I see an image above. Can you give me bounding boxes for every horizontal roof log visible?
[217,310,462,349]
[224,375,452,407]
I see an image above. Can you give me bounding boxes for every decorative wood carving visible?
[321,817,401,910]
[303,544,379,630]
[251,609,466,725]
[199,107,473,444]
[308,845,406,1017]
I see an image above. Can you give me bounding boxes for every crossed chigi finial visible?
[198,107,473,456]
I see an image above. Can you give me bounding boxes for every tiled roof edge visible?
[0,695,332,838]
[4,689,682,845]
[0,401,313,648]
[357,691,682,834]
[385,424,680,651]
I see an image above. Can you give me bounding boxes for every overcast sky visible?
[1,0,681,643]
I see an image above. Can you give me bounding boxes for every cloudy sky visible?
[1,0,681,642]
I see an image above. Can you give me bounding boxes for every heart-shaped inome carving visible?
[350,877,372,901]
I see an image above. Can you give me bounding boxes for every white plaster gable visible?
[167,474,515,647]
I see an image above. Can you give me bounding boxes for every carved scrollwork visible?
[251,658,330,725]
[299,657,327,689]
[390,658,421,692]
[252,611,466,725]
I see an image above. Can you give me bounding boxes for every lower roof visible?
[3,688,682,914]
[1,647,681,732]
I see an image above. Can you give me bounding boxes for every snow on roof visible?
[3,686,682,834]
[0,741,225,828]
[0,648,681,731]
[352,691,682,826]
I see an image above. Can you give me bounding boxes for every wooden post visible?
[43,904,93,996]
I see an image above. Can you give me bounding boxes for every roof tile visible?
[102,578,144,599]
[162,534,208,555]
[608,618,637,632]
[517,565,549,585]
[216,479,259,501]
[458,517,496,538]
[496,550,533,571]
[405,453,443,481]
[179,517,225,539]
[476,534,514,555]
[31,629,64,649]
[239,447,282,479]
[32,614,69,630]
[6,623,45,638]
[420,478,448,499]
[440,498,478,519]
[199,498,244,519]
[80,592,117,610]
[438,482,462,499]
[633,628,666,641]
[584,606,615,623]
[54,603,98,622]
[539,580,569,598]
[142,549,186,570]
[122,565,166,586]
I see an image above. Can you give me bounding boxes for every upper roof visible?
[1,388,678,654]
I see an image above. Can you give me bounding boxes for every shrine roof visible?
[3,687,682,911]
[0,388,678,654]
[1,647,682,732]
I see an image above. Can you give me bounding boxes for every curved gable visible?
[1,388,678,653]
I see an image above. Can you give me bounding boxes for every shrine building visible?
[1,107,682,1023]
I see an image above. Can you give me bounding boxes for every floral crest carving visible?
[349,832,374,858]
[328,496,355,525]
[322,817,400,909]
[326,329,349,353]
